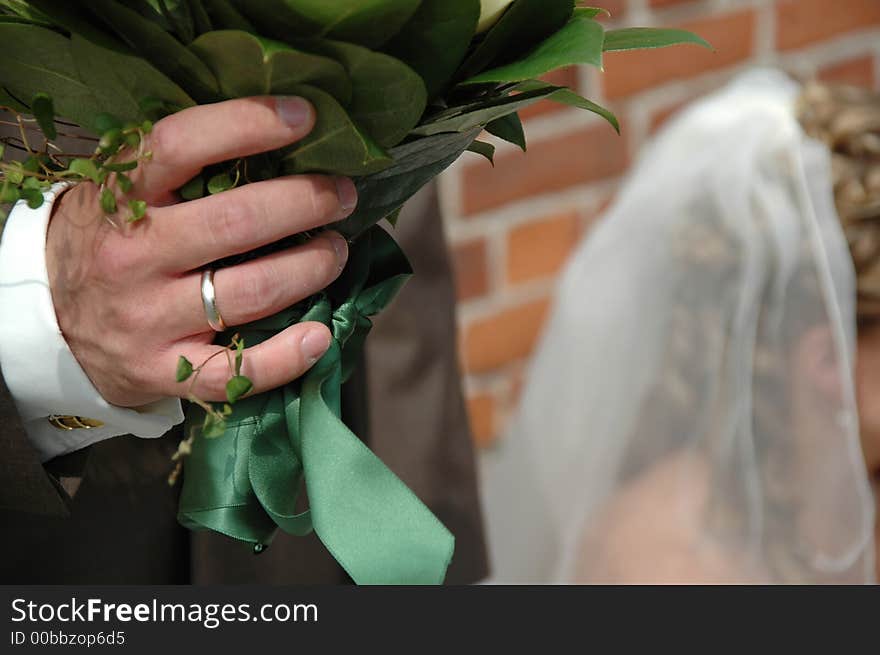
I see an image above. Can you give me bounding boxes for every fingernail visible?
[326,232,348,270]
[276,96,313,128]
[301,329,331,365]
[335,177,358,214]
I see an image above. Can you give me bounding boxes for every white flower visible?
[477,0,516,34]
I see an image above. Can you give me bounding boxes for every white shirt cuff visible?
[0,185,184,462]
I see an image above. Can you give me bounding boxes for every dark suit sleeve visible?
[0,375,70,515]
[0,173,74,516]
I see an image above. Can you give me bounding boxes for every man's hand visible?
[46,96,354,408]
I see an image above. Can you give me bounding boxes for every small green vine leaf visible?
[179,174,205,200]
[31,93,57,141]
[117,173,133,194]
[99,187,117,214]
[103,160,138,174]
[0,183,20,204]
[128,199,147,222]
[234,338,244,376]
[21,188,43,209]
[98,128,123,154]
[176,355,194,382]
[207,173,234,195]
[94,113,123,134]
[202,412,227,439]
[68,158,101,184]
[225,375,253,404]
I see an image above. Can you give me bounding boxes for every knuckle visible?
[204,197,250,250]
[147,117,181,166]
[116,299,157,335]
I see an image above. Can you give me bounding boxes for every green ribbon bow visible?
[178,226,454,584]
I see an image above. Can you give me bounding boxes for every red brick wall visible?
[440,0,880,447]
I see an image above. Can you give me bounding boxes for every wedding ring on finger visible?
[200,268,227,333]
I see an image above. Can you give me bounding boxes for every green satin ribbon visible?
[178,226,454,584]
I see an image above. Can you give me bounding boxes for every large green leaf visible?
[456,0,574,80]
[384,0,480,98]
[547,88,618,133]
[409,85,558,137]
[515,79,618,132]
[120,0,199,42]
[0,85,29,112]
[123,0,213,40]
[187,0,213,35]
[231,0,421,49]
[118,0,175,35]
[0,12,54,27]
[463,11,604,84]
[0,0,53,23]
[71,33,195,124]
[603,27,711,52]
[0,22,193,129]
[578,7,608,20]
[153,0,196,42]
[0,22,105,127]
[466,139,495,164]
[201,0,254,31]
[486,113,525,151]
[17,0,124,45]
[281,85,392,177]
[190,30,351,102]
[307,40,426,147]
[335,128,480,239]
[85,0,220,102]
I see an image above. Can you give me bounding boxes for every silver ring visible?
[200,269,227,332]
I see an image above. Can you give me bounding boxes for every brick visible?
[463,298,551,373]
[451,238,490,301]
[819,55,877,90]
[519,67,579,121]
[649,0,699,7]
[777,0,880,51]
[602,9,755,99]
[467,392,497,448]
[506,211,581,284]
[461,123,628,215]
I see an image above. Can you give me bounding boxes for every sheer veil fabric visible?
[480,70,876,584]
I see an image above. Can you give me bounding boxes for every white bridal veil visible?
[481,70,876,583]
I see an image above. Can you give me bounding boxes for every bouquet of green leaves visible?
[0,0,707,584]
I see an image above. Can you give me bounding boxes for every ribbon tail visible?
[299,341,455,585]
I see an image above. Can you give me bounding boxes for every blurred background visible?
[438,0,880,453]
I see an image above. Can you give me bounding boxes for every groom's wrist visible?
[0,188,183,462]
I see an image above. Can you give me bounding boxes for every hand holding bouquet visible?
[0,0,707,584]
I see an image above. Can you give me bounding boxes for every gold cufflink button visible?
[48,415,105,430]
